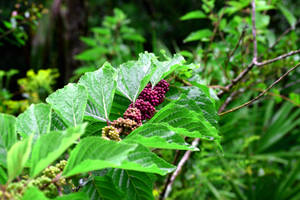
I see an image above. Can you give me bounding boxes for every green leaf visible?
[117,52,156,102]
[22,187,48,200]
[80,36,97,47]
[180,10,206,20]
[82,175,125,200]
[0,166,7,184]
[184,29,212,43]
[149,99,219,141]
[150,54,185,86]
[181,86,219,127]
[125,123,198,150]
[109,169,155,200]
[30,124,87,177]
[50,111,67,131]
[123,33,146,43]
[79,62,117,121]
[7,136,32,181]
[55,192,89,200]
[16,103,51,139]
[75,47,108,61]
[63,137,175,177]
[0,113,17,167]
[46,83,88,127]
[109,94,131,121]
[84,121,105,137]
[278,4,297,28]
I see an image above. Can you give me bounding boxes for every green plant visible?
[0,68,59,115]
[73,8,145,81]
[0,52,219,199]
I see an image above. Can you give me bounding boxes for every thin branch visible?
[269,18,300,50]
[252,88,300,107]
[223,26,248,76]
[218,62,255,97]
[219,62,300,116]
[251,0,258,63]
[159,150,182,200]
[218,2,300,98]
[254,49,300,66]
[218,90,239,113]
[162,138,200,200]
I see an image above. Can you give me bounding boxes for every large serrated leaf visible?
[79,62,117,121]
[149,98,219,141]
[50,111,67,131]
[0,113,17,167]
[117,52,156,102]
[63,137,175,177]
[46,83,88,127]
[16,103,51,139]
[30,124,87,177]
[82,175,125,200]
[181,86,219,128]
[109,169,155,200]
[7,136,32,181]
[125,123,198,150]
[150,54,185,87]
[109,94,131,121]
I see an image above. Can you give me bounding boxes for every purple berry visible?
[129,99,155,120]
[123,107,142,125]
[138,87,161,106]
[154,79,169,94]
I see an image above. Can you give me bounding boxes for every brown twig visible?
[218,90,239,113]
[161,138,200,200]
[219,62,300,116]
[218,2,300,98]
[251,0,258,64]
[223,26,248,78]
[252,88,300,107]
[159,150,182,200]
[254,49,300,66]
[269,18,300,50]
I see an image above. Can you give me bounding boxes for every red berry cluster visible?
[127,79,169,120]
[101,79,170,140]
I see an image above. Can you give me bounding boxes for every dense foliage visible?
[0,0,299,199]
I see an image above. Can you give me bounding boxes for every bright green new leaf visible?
[46,83,88,127]
[79,62,117,121]
[125,123,198,150]
[109,169,155,200]
[184,29,212,43]
[7,136,32,182]
[30,124,87,177]
[0,113,17,167]
[63,137,175,177]
[180,10,206,20]
[117,52,156,102]
[16,103,51,139]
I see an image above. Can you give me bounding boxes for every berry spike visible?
[129,99,155,120]
[123,107,142,125]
